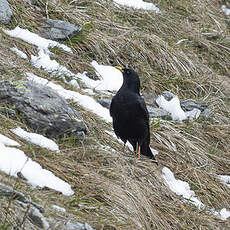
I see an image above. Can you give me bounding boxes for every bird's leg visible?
[136,143,141,159]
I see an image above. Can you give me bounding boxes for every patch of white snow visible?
[162,167,204,209]
[4,26,72,53]
[0,134,21,146]
[113,0,160,12]
[51,205,66,212]
[219,208,230,220]
[221,5,230,16]
[11,127,59,152]
[156,95,187,121]
[10,47,27,59]
[0,143,73,196]
[219,175,230,188]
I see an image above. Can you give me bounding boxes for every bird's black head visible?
[121,68,141,93]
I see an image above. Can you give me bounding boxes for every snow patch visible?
[113,0,160,12]
[10,47,27,59]
[221,5,230,16]
[4,26,72,53]
[31,49,74,80]
[51,205,66,212]
[0,134,21,146]
[219,175,230,188]
[185,108,201,119]
[75,61,123,92]
[0,143,73,196]
[162,167,230,220]
[156,95,187,121]
[11,127,59,152]
[162,167,204,208]
[219,208,230,220]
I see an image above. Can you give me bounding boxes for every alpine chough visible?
[110,67,157,163]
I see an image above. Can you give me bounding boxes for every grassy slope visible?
[0,0,230,229]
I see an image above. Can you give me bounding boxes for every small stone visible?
[161,91,175,101]
[16,200,49,230]
[0,0,12,25]
[39,19,82,40]
[142,93,158,105]
[201,108,212,118]
[28,206,49,229]
[97,99,111,109]
[147,106,171,120]
[181,99,208,112]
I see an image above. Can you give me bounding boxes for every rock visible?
[65,221,95,230]
[0,0,12,24]
[180,99,208,111]
[0,183,48,229]
[0,80,87,137]
[97,99,111,109]
[147,106,171,120]
[142,93,158,105]
[200,108,212,118]
[28,205,49,229]
[16,201,49,229]
[161,91,175,101]
[0,183,45,213]
[39,19,82,40]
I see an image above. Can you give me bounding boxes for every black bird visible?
[110,67,157,163]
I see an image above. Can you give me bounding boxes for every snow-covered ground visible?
[162,167,204,208]
[51,204,66,212]
[4,26,123,92]
[11,127,59,152]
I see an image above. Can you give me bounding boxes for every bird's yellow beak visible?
[114,66,124,72]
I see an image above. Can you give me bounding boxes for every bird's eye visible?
[126,70,130,74]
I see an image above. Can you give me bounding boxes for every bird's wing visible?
[109,98,114,117]
[137,96,149,121]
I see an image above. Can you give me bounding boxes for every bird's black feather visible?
[110,68,157,162]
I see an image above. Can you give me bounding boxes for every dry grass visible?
[0,0,230,229]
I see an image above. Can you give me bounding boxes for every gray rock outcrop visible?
[0,80,87,137]
[0,0,12,24]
